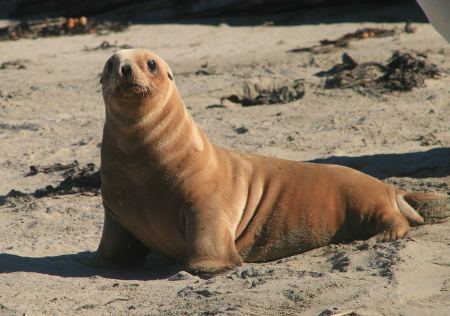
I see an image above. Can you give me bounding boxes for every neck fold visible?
[103,88,214,182]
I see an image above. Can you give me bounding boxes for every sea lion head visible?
[101,49,174,111]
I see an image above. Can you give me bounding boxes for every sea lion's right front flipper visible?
[184,207,243,275]
[88,205,150,268]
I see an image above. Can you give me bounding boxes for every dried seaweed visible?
[382,51,441,91]
[84,41,133,51]
[289,27,398,54]
[0,60,28,69]
[0,17,129,41]
[316,51,441,95]
[34,163,100,197]
[222,78,305,106]
[5,162,100,201]
[0,123,39,131]
[26,161,80,176]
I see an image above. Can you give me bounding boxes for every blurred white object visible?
[417,0,450,43]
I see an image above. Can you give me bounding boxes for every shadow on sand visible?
[0,252,182,280]
[309,147,450,179]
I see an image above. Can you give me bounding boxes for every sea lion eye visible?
[147,59,157,72]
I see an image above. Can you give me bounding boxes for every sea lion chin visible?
[92,48,448,274]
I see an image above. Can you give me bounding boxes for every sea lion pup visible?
[93,48,447,274]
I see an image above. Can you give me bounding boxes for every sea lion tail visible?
[396,191,450,225]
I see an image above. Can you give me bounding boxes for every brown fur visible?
[92,49,448,274]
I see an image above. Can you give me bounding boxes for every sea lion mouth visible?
[122,82,142,90]
[114,81,152,97]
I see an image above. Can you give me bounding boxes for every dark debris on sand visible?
[222,79,305,106]
[26,161,80,176]
[319,309,361,316]
[0,17,129,41]
[84,40,133,52]
[289,27,398,54]
[0,59,28,70]
[5,162,100,202]
[315,51,441,95]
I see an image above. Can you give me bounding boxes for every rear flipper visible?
[374,191,448,242]
[398,191,450,225]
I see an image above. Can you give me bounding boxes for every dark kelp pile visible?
[289,24,414,54]
[5,161,100,201]
[221,78,305,106]
[315,51,441,95]
[0,17,128,41]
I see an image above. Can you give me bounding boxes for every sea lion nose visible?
[121,64,132,77]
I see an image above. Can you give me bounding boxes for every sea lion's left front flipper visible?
[184,207,243,275]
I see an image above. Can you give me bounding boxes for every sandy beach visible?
[0,17,449,315]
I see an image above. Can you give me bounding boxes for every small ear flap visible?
[167,64,174,81]
[100,77,103,84]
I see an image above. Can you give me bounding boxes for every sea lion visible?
[93,48,447,274]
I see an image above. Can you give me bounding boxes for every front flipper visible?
[184,207,243,275]
[89,206,150,268]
